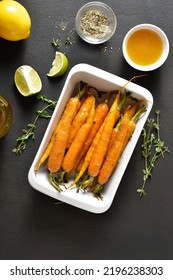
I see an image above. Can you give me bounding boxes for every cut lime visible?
[14,65,42,97]
[47,52,68,77]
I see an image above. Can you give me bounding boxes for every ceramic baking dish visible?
[28,64,153,213]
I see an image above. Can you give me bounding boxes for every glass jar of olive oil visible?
[0,96,13,138]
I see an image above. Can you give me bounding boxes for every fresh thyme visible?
[137,110,170,196]
[51,37,74,50]
[51,38,62,50]
[12,95,57,154]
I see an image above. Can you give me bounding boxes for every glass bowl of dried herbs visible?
[75,1,117,44]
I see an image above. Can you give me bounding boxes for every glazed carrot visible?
[70,117,105,187]
[123,98,146,119]
[73,93,120,182]
[34,120,62,172]
[106,103,137,156]
[82,102,109,152]
[72,101,109,173]
[88,91,125,177]
[89,100,144,176]
[35,82,87,172]
[98,105,146,185]
[76,156,84,172]
[122,105,146,151]
[35,115,73,172]
[47,98,82,173]
[67,94,96,148]
[106,117,121,154]
[98,112,129,185]
[62,98,95,173]
[35,107,77,172]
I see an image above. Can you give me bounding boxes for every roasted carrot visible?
[34,120,62,172]
[76,156,84,172]
[70,116,105,187]
[82,102,109,152]
[88,75,146,178]
[47,99,81,173]
[88,91,125,177]
[106,103,137,156]
[47,84,88,174]
[123,98,146,118]
[35,83,88,172]
[62,98,95,173]
[73,93,120,184]
[67,94,96,148]
[35,83,87,172]
[72,101,109,172]
[98,112,129,185]
[98,105,146,185]
[36,83,88,172]
[106,117,122,155]
[122,105,146,151]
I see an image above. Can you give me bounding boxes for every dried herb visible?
[80,9,109,39]
[65,37,73,45]
[12,95,57,154]
[137,110,170,196]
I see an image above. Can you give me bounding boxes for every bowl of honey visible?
[122,24,169,71]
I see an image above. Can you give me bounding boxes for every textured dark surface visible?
[0,0,173,260]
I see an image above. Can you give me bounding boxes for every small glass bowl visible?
[0,96,13,138]
[75,1,117,44]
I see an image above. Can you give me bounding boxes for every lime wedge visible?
[14,65,42,97]
[47,52,68,77]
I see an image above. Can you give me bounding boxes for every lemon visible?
[0,0,31,41]
[47,52,69,77]
[14,65,42,97]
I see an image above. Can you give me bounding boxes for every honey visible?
[126,29,163,66]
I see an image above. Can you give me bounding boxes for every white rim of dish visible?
[122,23,170,71]
[75,1,117,44]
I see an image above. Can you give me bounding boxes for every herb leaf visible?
[51,38,62,50]
[137,110,170,196]
[12,95,57,154]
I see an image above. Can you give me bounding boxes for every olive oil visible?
[0,107,5,130]
[0,96,13,138]
[126,29,163,66]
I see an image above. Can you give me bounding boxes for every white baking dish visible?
[28,64,153,213]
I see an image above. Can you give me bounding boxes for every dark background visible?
[0,0,173,260]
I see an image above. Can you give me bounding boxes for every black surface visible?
[0,0,173,260]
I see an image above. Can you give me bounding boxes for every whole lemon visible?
[0,0,31,41]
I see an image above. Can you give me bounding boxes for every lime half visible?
[47,52,68,77]
[14,65,42,97]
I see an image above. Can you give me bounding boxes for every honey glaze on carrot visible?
[126,29,163,66]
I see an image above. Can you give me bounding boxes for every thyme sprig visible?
[137,110,170,196]
[12,95,57,155]
[51,38,62,50]
[36,94,57,109]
